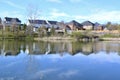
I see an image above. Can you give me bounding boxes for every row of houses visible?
[27,19,104,31]
[0,17,105,33]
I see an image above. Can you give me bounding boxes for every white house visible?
[27,20,48,28]
[27,19,58,32]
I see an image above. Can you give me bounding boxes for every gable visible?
[81,21,94,26]
[66,20,83,30]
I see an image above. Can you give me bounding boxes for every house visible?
[47,21,58,28]
[27,19,59,32]
[4,17,21,27]
[81,21,94,30]
[66,20,83,31]
[27,20,58,28]
[94,22,103,30]
[27,20,48,28]
[55,22,66,33]
[27,20,48,32]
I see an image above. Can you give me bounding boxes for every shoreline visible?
[100,38,120,41]
[34,37,120,41]
[34,36,74,42]
[0,37,120,41]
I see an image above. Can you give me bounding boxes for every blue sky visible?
[0,0,120,23]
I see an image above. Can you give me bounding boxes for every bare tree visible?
[1,18,5,39]
[26,4,40,38]
[11,18,19,38]
[11,18,16,32]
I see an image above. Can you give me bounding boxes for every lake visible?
[0,40,120,80]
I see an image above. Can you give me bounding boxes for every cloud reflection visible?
[88,52,120,64]
[34,68,59,79]
[58,70,78,79]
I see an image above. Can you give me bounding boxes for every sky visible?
[0,0,120,24]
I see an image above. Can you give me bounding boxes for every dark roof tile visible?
[68,20,83,28]
[5,17,21,23]
[29,20,47,24]
[48,21,57,25]
[81,21,94,26]
[94,22,101,27]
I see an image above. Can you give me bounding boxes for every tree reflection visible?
[0,41,120,56]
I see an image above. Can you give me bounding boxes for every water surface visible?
[0,41,120,80]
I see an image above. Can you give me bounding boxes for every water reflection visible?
[0,41,120,80]
[0,41,120,56]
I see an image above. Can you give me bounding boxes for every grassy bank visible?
[100,38,120,41]
[100,33,120,41]
[34,36,74,42]
[0,30,120,41]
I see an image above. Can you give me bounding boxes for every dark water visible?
[0,40,120,80]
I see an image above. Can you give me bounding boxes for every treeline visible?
[106,22,120,30]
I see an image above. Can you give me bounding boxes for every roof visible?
[29,20,47,24]
[28,20,58,25]
[68,20,83,28]
[57,22,66,29]
[72,20,83,27]
[48,21,57,25]
[81,21,94,26]
[5,17,21,23]
[66,25,71,30]
[94,22,101,27]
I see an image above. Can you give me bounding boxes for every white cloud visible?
[70,0,82,3]
[88,52,120,64]
[3,1,24,10]
[0,11,25,23]
[0,11,23,18]
[41,9,120,23]
[34,68,59,79]
[74,11,120,23]
[59,70,78,78]
[47,0,62,3]
[40,9,70,20]
[47,0,82,3]
[51,11,68,17]
[50,9,69,19]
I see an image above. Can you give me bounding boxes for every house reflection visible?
[0,41,120,56]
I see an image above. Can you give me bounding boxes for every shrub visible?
[71,32,84,39]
